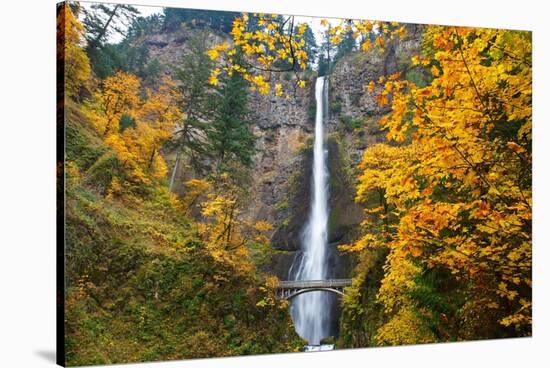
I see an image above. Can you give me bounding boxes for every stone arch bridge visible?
[275,279,352,300]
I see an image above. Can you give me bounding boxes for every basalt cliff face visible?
[263,25,424,278]
[138,23,424,279]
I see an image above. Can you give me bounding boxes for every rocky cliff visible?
[263,25,424,278]
[138,22,424,280]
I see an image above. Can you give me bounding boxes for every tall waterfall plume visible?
[289,76,332,345]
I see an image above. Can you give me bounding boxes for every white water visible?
[304,344,335,352]
[290,76,331,346]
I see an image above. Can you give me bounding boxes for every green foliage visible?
[65,108,106,171]
[334,25,356,61]
[170,31,215,173]
[338,248,388,348]
[209,72,255,173]
[83,3,139,50]
[317,28,336,77]
[162,8,238,33]
[119,113,136,132]
[64,104,304,365]
[301,24,318,68]
[340,115,363,132]
[404,67,431,88]
[84,152,123,194]
[330,97,343,115]
[307,100,316,122]
[85,32,159,80]
[274,198,289,212]
[84,10,162,79]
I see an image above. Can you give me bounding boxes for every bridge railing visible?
[276,279,352,289]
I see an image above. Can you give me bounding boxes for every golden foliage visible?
[329,20,407,54]
[57,3,91,98]
[86,73,182,185]
[375,307,437,346]
[207,14,311,96]
[89,71,141,136]
[353,26,532,336]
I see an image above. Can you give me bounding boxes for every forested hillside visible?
[59,4,305,365]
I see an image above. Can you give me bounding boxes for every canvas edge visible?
[56,2,67,367]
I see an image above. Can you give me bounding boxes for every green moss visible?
[340,115,363,132]
[330,97,343,115]
[274,198,289,212]
[337,248,389,348]
[65,114,106,172]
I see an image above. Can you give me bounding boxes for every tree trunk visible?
[89,5,120,49]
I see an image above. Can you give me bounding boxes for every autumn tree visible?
[207,13,312,95]
[348,26,532,343]
[57,2,91,99]
[89,71,140,137]
[196,174,271,272]
[86,72,182,186]
[132,76,183,179]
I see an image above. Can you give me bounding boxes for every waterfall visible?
[289,76,332,346]
[168,151,180,192]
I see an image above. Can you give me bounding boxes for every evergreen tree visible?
[82,3,141,78]
[208,72,255,173]
[172,31,215,173]
[317,28,335,76]
[162,8,238,33]
[301,24,318,69]
[334,22,356,61]
[82,3,139,50]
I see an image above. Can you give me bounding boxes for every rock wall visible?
[261,24,424,279]
[327,24,424,164]
[140,22,423,281]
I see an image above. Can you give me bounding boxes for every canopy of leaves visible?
[343,25,532,345]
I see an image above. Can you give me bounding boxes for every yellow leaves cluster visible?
[275,83,283,96]
[86,73,182,184]
[375,307,437,346]
[253,221,273,232]
[206,43,230,60]
[181,179,211,213]
[327,19,407,54]
[249,74,270,95]
[354,25,532,335]
[207,13,311,96]
[208,68,221,86]
[194,177,275,274]
[93,71,140,136]
[207,15,407,97]
[57,3,91,99]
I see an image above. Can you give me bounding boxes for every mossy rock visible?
[320,336,336,345]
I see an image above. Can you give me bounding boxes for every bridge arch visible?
[283,287,345,300]
[275,279,352,300]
